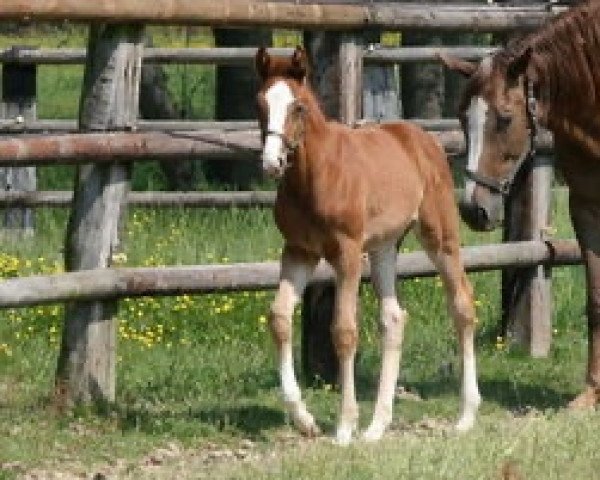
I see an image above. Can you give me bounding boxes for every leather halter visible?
[464,79,538,197]
[265,129,301,152]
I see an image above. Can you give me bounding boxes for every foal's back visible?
[331,120,452,248]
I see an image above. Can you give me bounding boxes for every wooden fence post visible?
[363,46,402,120]
[502,155,553,356]
[0,46,37,236]
[55,24,144,405]
[301,32,363,385]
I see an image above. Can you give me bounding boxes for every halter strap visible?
[464,78,538,197]
[266,129,301,151]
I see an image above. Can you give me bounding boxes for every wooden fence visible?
[0,1,574,402]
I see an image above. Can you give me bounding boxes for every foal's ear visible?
[290,46,309,82]
[507,46,533,82]
[255,46,271,80]
[437,52,477,77]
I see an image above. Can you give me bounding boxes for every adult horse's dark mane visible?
[503,1,600,121]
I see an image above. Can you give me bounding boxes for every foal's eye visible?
[291,102,306,117]
[496,111,513,130]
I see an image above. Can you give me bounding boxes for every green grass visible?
[0,26,594,480]
[0,189,595,479]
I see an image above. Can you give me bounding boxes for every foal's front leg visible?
[330,242,362,445]
[270,245,320,436]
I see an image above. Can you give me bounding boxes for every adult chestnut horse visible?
[440,1,600,407]
[255,46,481,444]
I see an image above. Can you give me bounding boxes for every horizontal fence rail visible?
[0,128,555,166]
[0,240,581,308]
[0,1,563,30]
[0,46,499,65]
[0,190,278,208]
[0,118,462,133]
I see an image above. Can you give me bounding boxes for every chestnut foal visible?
[256,46,480,444]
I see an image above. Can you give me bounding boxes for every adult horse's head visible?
[440,47,537,231]
[255,46,310,179]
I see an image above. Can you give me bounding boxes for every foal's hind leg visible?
[362,242,408,442]
[270,245,320,436]
[416,200,481,431]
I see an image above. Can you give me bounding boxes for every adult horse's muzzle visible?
[458,192,504,232]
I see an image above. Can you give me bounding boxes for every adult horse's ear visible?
[507,46,533,82]
[255,46,270,80]
[437,52,477,77]
[290,46,309,82]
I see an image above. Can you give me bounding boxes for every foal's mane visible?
[501,1,600,118]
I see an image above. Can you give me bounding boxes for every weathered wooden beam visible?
[0,46,497,66]
[56,24,145,406]
[0,119,260,132]
[502,155,554,357]
[0,130,261,165]
[364,46,499,63]
[0,118,463,133]
[0,47,295,65]
[339,33,363,125]
[0,128,554,166]
[0,1,559,30]
[0,240,581,308]
[0,190,277,208]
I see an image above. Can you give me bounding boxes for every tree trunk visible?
[0,46,37,236]
[55,24,144,406]
[139,37,195,190]
[442,0,486,118]
[401,33,444,119]
[207,28,272,188]
[301,31,364,385]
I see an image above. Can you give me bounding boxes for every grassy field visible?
[0,189,597,479]
[0,27,599,480]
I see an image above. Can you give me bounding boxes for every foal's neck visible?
[298,84,328,133]
[285,85,333,193]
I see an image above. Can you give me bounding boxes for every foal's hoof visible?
[335,422,357,446]
[299,421,321,438]
[568,386,600,409]
[455,413,476,432]
[361,422,388,442]
[294,412,321,438]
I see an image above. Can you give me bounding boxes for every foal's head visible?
[441,47,536,231]
[255,46,309,178]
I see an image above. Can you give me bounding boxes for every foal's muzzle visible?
[262,154,287,179]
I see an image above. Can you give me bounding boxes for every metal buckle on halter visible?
[498,178,511,196]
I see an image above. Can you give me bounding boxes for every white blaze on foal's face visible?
[262,81,295,176]
[464,95,489,202]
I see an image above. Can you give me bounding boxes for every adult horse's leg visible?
[270,244,320,435]
[362,242,408,441]
[568,195,600,408]
[416,194,481,431]
[329,239,362,445]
